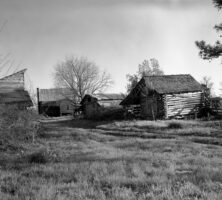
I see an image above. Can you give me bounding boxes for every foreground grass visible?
[1,119,222,199]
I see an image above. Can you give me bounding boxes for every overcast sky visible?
[0,0,221,95]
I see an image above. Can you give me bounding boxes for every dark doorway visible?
[145,97,157,120]
[42,106,60,117]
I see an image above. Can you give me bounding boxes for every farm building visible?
[120,74,204,119]
[0,69,33,108]
[210,97,222,116]
[37,88,77,116]
[80,93,125,119]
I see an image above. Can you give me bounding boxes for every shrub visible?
[199,107,215,119]
[0,105,40,151]
[167,122,183,129]
[27,150,49,164]
[94,107,125,120]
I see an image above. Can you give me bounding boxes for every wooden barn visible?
[0,69,33,108]
[37,88,76,117]
[80,93,125,119]
[120,74,204,119]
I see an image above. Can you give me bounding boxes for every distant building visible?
[0,69,33,108]
[80,93,125,119]
[37,88,76,117]
[120,74,204,119]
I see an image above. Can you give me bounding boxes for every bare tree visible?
[138,58,164,77]
[0,53,20,77]
[126,58,164,93]
[219,82,222,96]
[25,74,37,108]
[126,74,139,94]
[53,56,113,102]
[200,76,214,96]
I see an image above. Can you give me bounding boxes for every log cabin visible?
[80,93,125,119]
[120,74,204,119]
[37,88,76,117]
[0,69,33,108]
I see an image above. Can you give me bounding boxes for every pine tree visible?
[195,0,222,60]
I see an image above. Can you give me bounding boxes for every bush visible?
[0,105,40,151]
[199,107,215,119]
[167,122,183,129]
[92,107,125,120]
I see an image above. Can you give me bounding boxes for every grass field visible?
[1,119,222,199]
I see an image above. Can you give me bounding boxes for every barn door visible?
[146,97,157,120]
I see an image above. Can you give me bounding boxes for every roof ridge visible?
[39,88,71,90]
[143,74,191,77]
[39,88,72,93]
[96,92,123,95]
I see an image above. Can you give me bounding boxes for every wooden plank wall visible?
[165,92,202,118]
[0,71,25,91]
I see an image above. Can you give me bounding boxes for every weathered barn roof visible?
[0,69,33,106]
[211,97,222,100]
[38,88,74,102]
[80,93,125,105]
[143,74,202,94]
[121,74,202,105]
[92,93,125,100]
[211,97,222,103]
[80,94,98,105]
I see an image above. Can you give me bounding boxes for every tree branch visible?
[195,40,222,60]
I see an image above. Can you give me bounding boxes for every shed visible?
[80,93,125,119]
[120,74,203,119]
[0,69,33,108]
[37,88,76,116]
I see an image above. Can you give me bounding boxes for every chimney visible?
[37,88,41,114]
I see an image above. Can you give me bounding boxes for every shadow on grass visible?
[192,137,222,146]
[0,151,154,172]
[63,154,153,164]
[98,130,175,139]
[43,119,112,129]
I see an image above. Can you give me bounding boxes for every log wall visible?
[165,92,202,118]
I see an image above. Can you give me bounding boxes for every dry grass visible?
[1,118,222,199]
